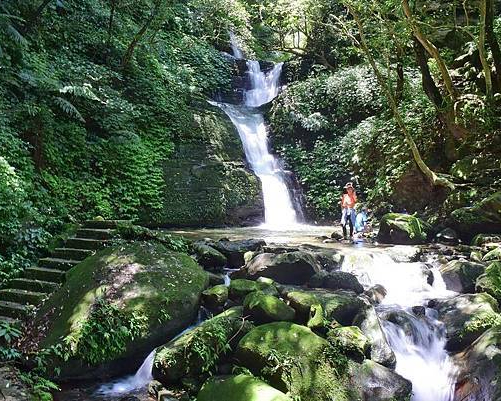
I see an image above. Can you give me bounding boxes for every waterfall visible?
[341,251,458,401]
[212,36,300,228]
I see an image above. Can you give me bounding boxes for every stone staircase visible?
[0,220,126,326]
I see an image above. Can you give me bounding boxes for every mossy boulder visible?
[328,326,370,362]
[450,191,501,241]
[483,247,501,262]
[286,289,365,326]
[440,259,486,293]
[235,322,350,400]
[202,285,229,309]
[434,293,501,351]
[153,307,250,384]
[243,291,295,324]
[197,374,292,401]
[475,261,501,303]
[244,251,321,285]
[33,242,208,380]
[193,243,227,270]
[229,278,276,301]
[377,213,431,245]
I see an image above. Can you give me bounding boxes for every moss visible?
[243,291,295,323]
[34,242,208,375]
[202,284,229,309]
[327,326,370,362]
[476,262,501,303]
[236,322,350,400]
[378,213,431,245]
[229,279,270,300]
[197,374,292,401]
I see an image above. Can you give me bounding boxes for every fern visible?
[60,84,101,102]
[53,97,85,122]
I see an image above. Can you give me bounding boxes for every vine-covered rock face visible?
[32,242,208,380]
[197,374,292,401]
[377,213,431,245]
[449,191,501,241]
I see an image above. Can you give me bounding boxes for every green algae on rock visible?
[197,374,292,401]
[377,213,431,245]
[32,241,208,380]
[243,291,295,324]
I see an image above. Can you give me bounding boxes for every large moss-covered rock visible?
[377,213,431,245]
[33,242,209,380]
[160,108,264,227]
[454,326,501,401]
[243,291,295,324]
[434,293,500,351]
[475,261,501,303]
[308,271,364,294]
[483,246,501,262]
[235,322,350,400]
[153,307,250,384]
[244,251,321,285]
[197,374,292,401]
[328,326,370,362]
[440,259,485,293]
[450,191,501,241]
[229,279,274,301]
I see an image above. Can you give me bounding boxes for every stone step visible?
[76,228,114,240]
[53,248,93,261]
[10,278,60,293]
[25,267,66,283]
[0,289,46,305]
[66,238,109,250]
[0,316,20,326]
[39,257,80,271]
[82,220,129,229]
[0,301,28,319]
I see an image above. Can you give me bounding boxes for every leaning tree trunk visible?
[479,0,494,100]
[347,5,455,191]
[486,0,501,92]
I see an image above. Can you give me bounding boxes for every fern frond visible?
[6,24,27,45]
[53,97,85,122]
[59,84,101,101]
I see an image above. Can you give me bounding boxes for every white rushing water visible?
[341,250,458,401]
[211,36,300,229]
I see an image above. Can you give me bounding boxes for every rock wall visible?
[160,106,263,227]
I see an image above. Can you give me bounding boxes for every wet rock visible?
[475,261,501,303]
[453,326,501,401]
[449,191,501,241]
[0,366,35,401]
[435,227,460,245]
[212,239,266,268]
[434,293,500,352]
[412,306,426,316]
[243,291,295,324]
[385,245,422,263]
[243,251,321,285]
[207,271,225,286]
[331,231,344,240]
[377,213,431,245]
[197,374,292,401]
[299,245,344,271]
[308,271,364,294]
[307,303,324,329]
[193,242,227,269]
[328,326,370,362]
[202,284,228,310]
[439,259,485,293]
[347,360,412,401]
[153,307,251,384]
[354,304,396,368]
[364,284,387,304]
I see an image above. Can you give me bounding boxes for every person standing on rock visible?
[340,182,357,239]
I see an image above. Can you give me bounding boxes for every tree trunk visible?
[486,0,501,92]
[402,0,458,102]
[121,0,162,67]
[395,60,404,104]
[348,5,454,191]
[479,0,493,100]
